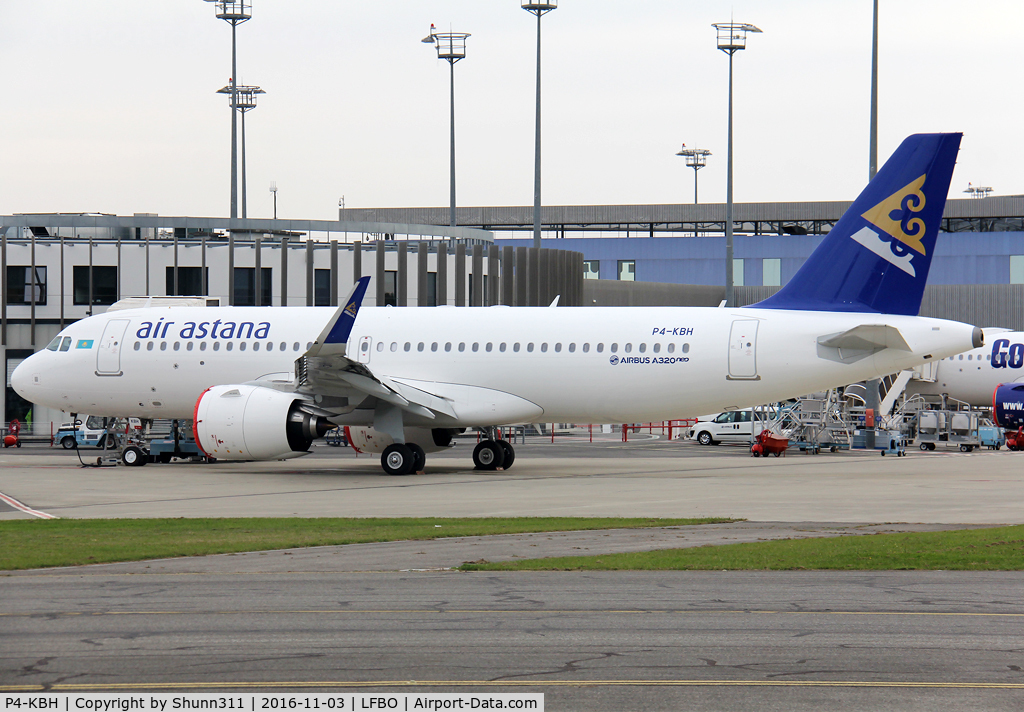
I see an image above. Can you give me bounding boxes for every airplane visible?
[901,328,1024,406]
[12,133,983,476]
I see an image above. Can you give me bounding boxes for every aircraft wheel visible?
[473,440,505,471]
[61,436,77,450]
[773,451,782,457]
[919,443,928,451]
[382,444,415,476]
[696,431,714,446]
[497,440,515,469]
[408,443,426,473]
[928,443,936,451]
[122,446,147,467]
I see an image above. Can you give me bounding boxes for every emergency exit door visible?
[96,319,130,375]
[727,319,760,380]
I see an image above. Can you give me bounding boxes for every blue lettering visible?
[161,321,174,338]
[196,322,209,339]
[1010,343,1023,369]
[136,321,153,339]
[210,319,222,338]
[220,321,236,339]
[237,322,254,339]
[255,322,270,339]
[180,322,196,338]
[992,339,1009,368]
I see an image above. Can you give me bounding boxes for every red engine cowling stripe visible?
[344,426,363,454]
[193,387,214,457]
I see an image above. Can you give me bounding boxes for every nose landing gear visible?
[473,428,516,471]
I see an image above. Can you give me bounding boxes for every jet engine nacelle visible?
[194,384,333,460]
[992,383,1024,429]
[344,426,462,455]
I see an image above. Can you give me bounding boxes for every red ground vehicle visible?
[3,419,21,448]
[751,430,788,457]
[1005,427,1024,451]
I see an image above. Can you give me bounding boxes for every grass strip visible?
[460,526,1024,572]
[0,517,731,571]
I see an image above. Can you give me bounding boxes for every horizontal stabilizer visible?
[817,324,911,352]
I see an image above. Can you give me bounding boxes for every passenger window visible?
[610,343,618,353]
[200,342,207,351]
[226,342,233,351]
[624,343,632,353]
[280,342,286,351]
[486,343,493,352]
[445,342,452,352]
[187,342,194,351]
[554,343,561,353]
[667,343,675,353]
[597,343,604,353]
[638,343,646,353]
[147,342,154,351]
[391,342,398,352]
[160,342,167,351]
[404,342,411,352]
[682,343,690,353]
[527,343,534,352]
[472,343,479,352]
[714,413,730,423]
[431,342,438,352]
[513,343,521,352]
[459,343,466,352]
[240,342,247,352]
[46,336,61,351]
[653,343,661,353]
[541,343,548,353]
[417,342,424,352]
[60,337,72,352]
[569,343,576,353]
[213,342,220,351]
[134,342,141,351]
[968,354,972,360]
[499,343,506,352]
[959,354,964,360]
[174,342,181,351]
[582,343,589,353]
[306,342,312,350]
[377,342,384,352]
[293,342,300,351]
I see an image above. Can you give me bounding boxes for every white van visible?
[688,410,760,445]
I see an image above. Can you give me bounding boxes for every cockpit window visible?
[46,336,61,351]
[59,337,72,351]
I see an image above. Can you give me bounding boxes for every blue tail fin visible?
[754,133,961,315]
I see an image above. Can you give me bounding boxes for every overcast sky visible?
[1,1,1021,221]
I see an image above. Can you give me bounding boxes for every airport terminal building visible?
[4,195,1024,433]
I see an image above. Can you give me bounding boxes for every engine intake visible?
[194,384,333,461]
[992,383,1024,429]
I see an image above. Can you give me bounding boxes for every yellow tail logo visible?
[861,174,928,255]
[343,302,358,318]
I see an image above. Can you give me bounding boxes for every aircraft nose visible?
[10,355,36,398]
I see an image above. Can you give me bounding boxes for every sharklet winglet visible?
[305,276,371,358]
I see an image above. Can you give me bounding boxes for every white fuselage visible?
[906,331,1024,407]
[14,305,979,426]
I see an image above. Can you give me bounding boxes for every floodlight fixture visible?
[964,183,993,199]
[713,20,760,307]
[205,0,253,220]
[523,1,558,248]
[423,26,471,228]
[218,84,264,218]
[676,145,712,234]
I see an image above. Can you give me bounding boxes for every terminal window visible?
[5,266,47,305]
[314,269,331,306]
[617,260,635,281]
[1011,255,1024,284]
[73,265,118,305]
[165,267,208,296]
[583,260,600,280]
[762,258,781,287]
[233,267,272,306]
[426,272,438,307]
[733,259,745,287]
[383,270,397,306]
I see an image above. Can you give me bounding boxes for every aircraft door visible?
[96,319,130,376]
[357,335,372,364]
[728,319,760,380]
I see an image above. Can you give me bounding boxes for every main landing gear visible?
[381,442,426,476]
[472,428,515,471]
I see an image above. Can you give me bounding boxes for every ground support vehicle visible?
[55,416,115,450]
[3,419,22,448]
[915,409,981,452]
[979,426,1004,450]
[750,431,788,457]
[880,430,907,456]
[1005,427,1024,451]
[121,419,206,466]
